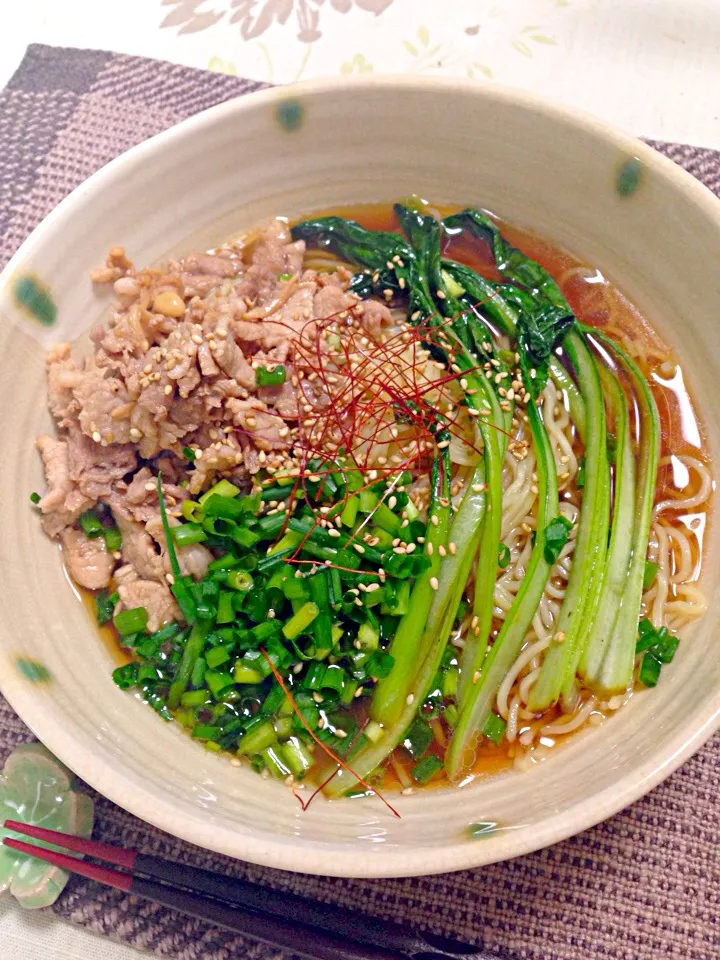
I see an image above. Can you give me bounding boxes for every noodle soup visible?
[36,201,711,802]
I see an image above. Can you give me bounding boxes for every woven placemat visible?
[1,43,719,960]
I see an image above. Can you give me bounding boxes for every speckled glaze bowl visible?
[0,78,719,878]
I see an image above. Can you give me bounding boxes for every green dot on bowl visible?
[276,99,303,132]
[13,276,57,326]
[467,820,498,839]
[16,658,51,683]
[616,157,643,197]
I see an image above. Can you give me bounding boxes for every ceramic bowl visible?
[0,77,718,879]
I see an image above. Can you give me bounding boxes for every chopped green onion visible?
[79,509,104,538]
[366,650,394,679]
[356,621,379,651]
[183,446,196,461]
[411,754,444,784]
[233,661,264,684]
[171,523,207,546]
[205,669,234,699]
[320,664,347,694]
[180,689,211,707]
[205,646,231,669]
[364,720,384,743]
[216,591,235,624]
[261,746,291,778]
[103,526,122,552]
[227,570,254,592]
[280,737,313,778]
[95,589,118,626]
[237,720,277,756]
[191,724,222,741]
[167,620,211,709]
[497,543,511,569]
[282,602,320,640]
[256,365,287,386]
[199,479,240,506]
[403,719,432,759]
[340,496,359,528]
[29,492,41,504]
[112,663,138,690]
[639,652,662,688]
[113,606,149,636]
[181,500,204,522]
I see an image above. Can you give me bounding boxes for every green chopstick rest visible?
[0,741,94,908]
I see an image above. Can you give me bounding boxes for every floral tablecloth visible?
[2,0,720,147]
[1,2,719,959]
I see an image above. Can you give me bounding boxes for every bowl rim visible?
[2,74,720,878]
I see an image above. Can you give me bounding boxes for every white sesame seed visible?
[430,577,439,591]
[406,694,415,705]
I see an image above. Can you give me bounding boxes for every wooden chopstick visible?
[3,821,503,960]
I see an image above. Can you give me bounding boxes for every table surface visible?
[1,1,719,957]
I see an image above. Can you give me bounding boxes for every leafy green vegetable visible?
[543,516,573,565]
[482,712,507,746]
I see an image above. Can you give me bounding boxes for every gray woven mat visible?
[2,43,719,960]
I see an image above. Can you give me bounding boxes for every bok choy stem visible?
[446,398,560,780]
[528,329,610,711]
[591,334,661,695]
[578,366,636,682]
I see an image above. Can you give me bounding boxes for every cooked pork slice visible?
[116,575,180,633]
[145,515,213,581]
[60,527,114,590]
[108,496,165,582]
[35,435,94,538]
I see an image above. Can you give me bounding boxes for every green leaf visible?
[512,39,533,57]
[482,712,507,745]
[404,40,418,56]
[473,62,493,78]
[532,34,557,45]
[418,24,430,47]
[543,515,573,565]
